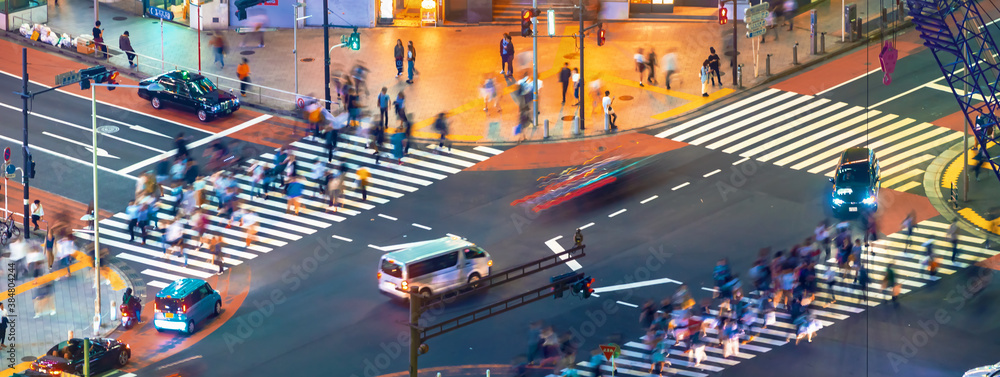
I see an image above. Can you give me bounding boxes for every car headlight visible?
[862,196,876,205]
[833,198,845,206]
[211,105,220,112]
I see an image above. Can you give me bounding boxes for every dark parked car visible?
[27,338,130,376]
[137,70,240,122]
[830,147,880,216]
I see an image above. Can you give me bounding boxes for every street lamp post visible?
[292,3,313,95]
[88,81,163,335]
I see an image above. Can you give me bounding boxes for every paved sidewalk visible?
[0,245,135,372]
[8,0,901,144]
[931,139,1000,242]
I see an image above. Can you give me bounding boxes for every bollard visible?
[572,116,581,136]
[111,300,117,321]
[604,113,610,133]
[436,373,441,377]
[486,370,490,377]
[766,54,773,76]
[737,64,743,88]
[94,314,101,336]
[820,32,826,53]
[792,43,799,65]
[543,119,550,139]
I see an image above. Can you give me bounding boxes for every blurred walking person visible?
[394,39,404,77]
[571,68,581,104]
[700,60,710,97]
[209,235,224,275]
[237,58,251,97]
[356,166,371,201]
[30,199,44,231]
[377,87,390,129]
[559,62,571,104]
[883,262,901,305]
[210,33,227,68]
[526,321,542,365]
[948,220,960,261]
[406,41,417,84]
[634,48,646,87]
[433,112,451,151]
[242,208,259,247]
[500,33,514,76]
[481,75,500,112]
[646,47,658,85]
[286,176,305,215]
[602,91,617,129]
[663,49,678,90]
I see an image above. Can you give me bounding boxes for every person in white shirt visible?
[602,91,617,129]
[0,302,8,348]
[55,235,76,278]
[242,209,259,247]
[31,200,45,231]
[162,220,186,266]
[663,49,678,90]
[7,237,27,275]
[571,68,581,105]
[634,48,646,87]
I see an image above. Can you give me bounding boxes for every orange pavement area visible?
[931,110,969,133]
[875,188,940,235]
[770,32,925,95]
[467,132,688,172]
[0,39,307,149]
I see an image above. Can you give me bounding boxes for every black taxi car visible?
[27,338,130,376]
[137,70,240,122]
[830,147,880,216]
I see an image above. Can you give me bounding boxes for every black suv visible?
[137,70,240,122]
[830,147,880,215]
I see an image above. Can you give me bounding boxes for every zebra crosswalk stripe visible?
[93,137,499,289]
[655,89,960,192]
[574,220,997,377]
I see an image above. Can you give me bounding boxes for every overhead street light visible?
[86,80,163,335]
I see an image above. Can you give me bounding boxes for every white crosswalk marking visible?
[574,220,998,377]
[91,136,499,293]
[654,89,959,191]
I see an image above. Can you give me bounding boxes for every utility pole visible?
[532,0,539,128]
[323,0,332,110]
[578,0,585,131]
[20,48,30,240]
[732,0,738,86]
[408,287,422,377]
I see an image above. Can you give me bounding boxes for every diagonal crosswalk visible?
[88,135,501,289]
[574,220,996,377]
[654,88,962,192]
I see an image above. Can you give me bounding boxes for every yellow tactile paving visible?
[10,251,126,298]
[651,88,736,120]
[958,208,999,235]
[0,362,32,377]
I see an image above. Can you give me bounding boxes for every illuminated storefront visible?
[630,0,674,14]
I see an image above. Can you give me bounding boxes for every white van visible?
[378,236,493,300]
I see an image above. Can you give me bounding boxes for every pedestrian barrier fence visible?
[949,182,958,209]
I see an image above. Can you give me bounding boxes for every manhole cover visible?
[563,53,579,59]
[562,115,575,121]
[21,356,36,362]
[240,50,255,56]
[301,58,314,62]
[455,29,462,32]
[619,95,634,101]
[97,125,120,134]
[112,16,127,21]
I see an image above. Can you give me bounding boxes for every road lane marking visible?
[42,131,119,159]
[372,240,437,252]
[616,301,639,308]
[118,114,273,174]
[331,235,353,242]
[0,133,136,180]
[368,244,387,251]
[473,146,505,155]
[816,66,883,96]
[0,102,166,154]
[156,355,203,370]
[701,287,718,292]
[593,277,682,293]
[579,222,595,230]
[672,182,690,190]
[378,214,398,221]
[608,209,627,218]
[545,238,583,271]
[641,195,658,204]
[732,157,749,165]
[412,223,432,230]
[703,169,721,177]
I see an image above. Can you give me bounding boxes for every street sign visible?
[600,343,620,361]
[147,7,175,21]
[5,164,15,178]
[55,70,81,86]
[2,147,9,163]
[745,2,769,38]
[747,29,767,38]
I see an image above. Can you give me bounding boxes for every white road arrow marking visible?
[545,237,582,271]
[128,124,171,139]
[43,131,119,159]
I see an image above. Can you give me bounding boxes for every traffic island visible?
[926,138,1000,242]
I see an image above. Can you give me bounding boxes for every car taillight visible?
[377,271,382,280]
[181,305,186,313]
[401,281,408,291]
[488,260,493,267]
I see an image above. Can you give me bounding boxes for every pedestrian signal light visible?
[597,25,605,46]
[348,29,361,51]
[521,9,534,37]
[106,71,120,91]
[27,155,36,179]
[719,7,728,25]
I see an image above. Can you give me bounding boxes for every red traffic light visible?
[107,71,120,91]
[521,9,533,37]
[597,27,606,46]
[719,7,728,25]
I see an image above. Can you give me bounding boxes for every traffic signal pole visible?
[579,0,585,131]
[323,0,332,111]
[532,0,539,129]
[20,48,30,239]
[732,0,738,86]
